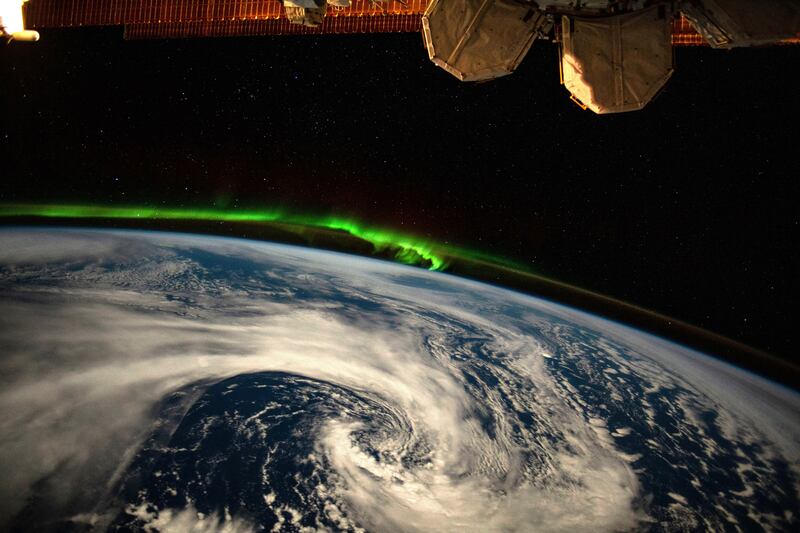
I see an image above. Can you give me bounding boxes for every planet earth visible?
[0,228,798,532]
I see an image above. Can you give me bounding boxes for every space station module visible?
[421,0,800,114]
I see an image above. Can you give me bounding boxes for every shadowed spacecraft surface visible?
[3,0,799,113]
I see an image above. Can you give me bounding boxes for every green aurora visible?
[0,203,522,272]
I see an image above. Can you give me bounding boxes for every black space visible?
[1,28,798,365]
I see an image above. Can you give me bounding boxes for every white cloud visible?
[0,229,796,531]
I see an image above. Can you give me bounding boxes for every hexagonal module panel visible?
[560,4,674,114]
[422,0,548,82]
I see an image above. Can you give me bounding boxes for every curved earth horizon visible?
[0,227,798,531]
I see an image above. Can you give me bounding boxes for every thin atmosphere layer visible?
[0,203,525,272]
[0,202,797,389]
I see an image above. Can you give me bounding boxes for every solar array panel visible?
[123,14,422,38]
[23,0,729,44]
[25,0,427,26]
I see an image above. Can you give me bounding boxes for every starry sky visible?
[1,27,798,365]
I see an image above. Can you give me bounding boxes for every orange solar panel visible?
[24,0,785,46]
[122,15,423,38]
[671,13,706,46]
[24,0,427,26]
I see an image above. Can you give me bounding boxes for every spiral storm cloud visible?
[0,228,797,532]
